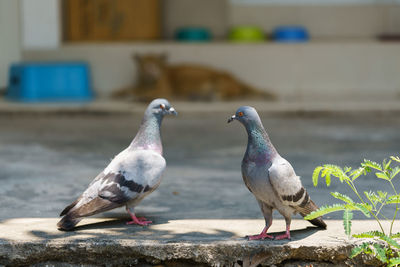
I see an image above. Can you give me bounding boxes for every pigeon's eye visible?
[238,112,244,117]
[160,104,165,109]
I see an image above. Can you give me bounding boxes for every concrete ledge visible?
[0,218,393,266]
[1,99,400,116]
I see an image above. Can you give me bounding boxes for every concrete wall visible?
[21,0,61,49]
[23,42,400,101]
[0,0,21,89]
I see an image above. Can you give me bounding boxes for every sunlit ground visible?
[0,111,400,225]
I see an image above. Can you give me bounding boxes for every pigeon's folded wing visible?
[268,157,309,210]
[61,150,166,218]
[268,157,326,228]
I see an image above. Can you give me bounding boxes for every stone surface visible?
[0,218,394,266]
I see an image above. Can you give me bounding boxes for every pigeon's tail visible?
[298,199,327,229]
[308,216,327,229]
[57,215,81,231]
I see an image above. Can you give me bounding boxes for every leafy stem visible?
[389,180,398,236]
[349,179,386,235]
[307,157,400,265]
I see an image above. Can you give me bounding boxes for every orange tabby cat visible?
[113,53,275,101]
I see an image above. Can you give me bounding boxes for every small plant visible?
[305,156,400,266]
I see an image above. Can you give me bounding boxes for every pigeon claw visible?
[246,233,274,240]
[126,215,153,226]
[274,233,291,240]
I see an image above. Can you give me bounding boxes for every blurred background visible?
[1,0,400,103]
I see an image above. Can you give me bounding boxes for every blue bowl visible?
[6,62,94,102]
[272,26,310,43]
[175,27,212,42]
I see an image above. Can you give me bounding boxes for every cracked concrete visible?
[0,218,395,266]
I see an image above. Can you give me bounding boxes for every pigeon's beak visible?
[227,115,236,123]
[168,107,178,116]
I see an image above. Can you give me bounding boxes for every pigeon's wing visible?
[268,157,327,228]
[61,149,166,218]
[268,157,310,212]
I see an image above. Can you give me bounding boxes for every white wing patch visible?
[104,149,166,187]
[268,156,306,206]
[76,148,166,208]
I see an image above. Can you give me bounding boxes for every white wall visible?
[0,0,21,89]
[21,0,61,49]
[23,43,400,101]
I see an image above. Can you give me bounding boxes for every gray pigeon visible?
[57,98,177,231]
[228,106,326,240]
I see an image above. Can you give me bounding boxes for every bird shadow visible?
[30,216,323,244]
[28,215,241,242]
[246,226,322,243]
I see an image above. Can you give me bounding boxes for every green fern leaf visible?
[376,172,390,181]
[353,231,384,239]
[353,231,400,249]
[381,235,400,249]
[312,166,323,187]
[304,204,346,220]
[383,159,392,171]
[350,167,366,181]
[391,166,400,179]
[321,167,328,177]
[364,191,378,209]
[363,159,383,171]
[386,194,400,204]
[390,156,400,163]
[371,243,388,263]
[391,232,400,238]
[331,192,354,204]
[350,242,370,258]
[377,191,388,203]
[322,164,350,182]
[388,257,400,267]
[325,172,331,186]
[354,203,372,217]
[343,209,353,237]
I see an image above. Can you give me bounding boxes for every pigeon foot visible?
[126,216,152,226]
[126,211,152,226]
[274,232,291,240]
[247,233,274,240]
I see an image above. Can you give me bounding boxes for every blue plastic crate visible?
[7,62,94,102]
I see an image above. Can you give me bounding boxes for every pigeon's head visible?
[147,98,177,116]
[227,106,261,126]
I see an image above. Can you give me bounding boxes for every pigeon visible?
[228,106,326,240]
[57,98,177,231]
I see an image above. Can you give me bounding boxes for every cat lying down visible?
[113,53,275,102]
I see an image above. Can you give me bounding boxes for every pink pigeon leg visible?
[274,224,291,240]
[247,226,274,240]
[126,209,152,226]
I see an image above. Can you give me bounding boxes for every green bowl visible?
[229,26,265,42]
